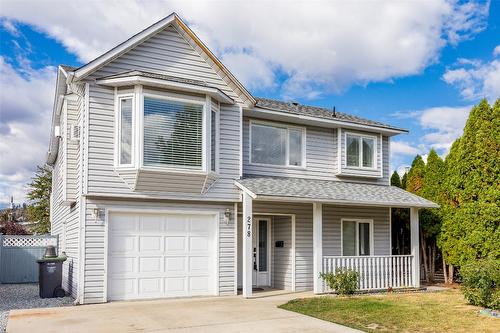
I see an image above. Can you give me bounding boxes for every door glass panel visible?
[359,222,371,255]
[258,220,267,271]
[342,220,356,256]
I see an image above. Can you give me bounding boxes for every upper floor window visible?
[143,97,203,169]
[118,97,133,166]
[346,133,376,169]
[250,121,305,167]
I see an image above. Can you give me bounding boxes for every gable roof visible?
[255,98,407,133]
[69,13,255,106]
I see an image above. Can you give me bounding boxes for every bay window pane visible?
[143,97,203,168]
[362,138,374,168]
[359,223,370,255]
[342,221,356,256]
[211,110,216,171]
[119,98,132,165]
[289,129,303,166]
[346,135,360,167]
[251,124,287,165]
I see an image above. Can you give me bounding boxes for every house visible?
[46,13,437,304]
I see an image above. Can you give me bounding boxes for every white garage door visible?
[108,212,217,300]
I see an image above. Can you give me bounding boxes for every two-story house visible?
[47,13,437,304]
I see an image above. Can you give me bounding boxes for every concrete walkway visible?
[7,291,361,333]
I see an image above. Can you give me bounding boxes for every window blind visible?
[143,97,203,169]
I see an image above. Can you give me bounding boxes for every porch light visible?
[224,208,231,224]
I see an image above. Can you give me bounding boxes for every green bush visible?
[460,258,500,309]
[320,268,359,295]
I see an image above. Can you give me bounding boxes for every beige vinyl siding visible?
[92,24,242,104]
[84,24,241,200]
[322,205,391,256]
[243,117,338,180]
[50,86,85,299]
[243,118,391,185]
[249,201,313,291]
[272,216,293,290]
[82,199,236,304]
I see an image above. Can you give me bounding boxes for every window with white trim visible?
[346,133,376,169]
[118,97,133,166]
[143,97,203,169]
[342,219,372,256]
[250,122,305,167]
[210,109,217,172]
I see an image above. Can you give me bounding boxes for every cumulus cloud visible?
[1,0,490,98]
[442,46,500,100]
[0,57,56,206]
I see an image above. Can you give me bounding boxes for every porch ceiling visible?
[235,177,438,208]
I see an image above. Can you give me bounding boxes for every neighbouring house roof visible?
[254,98,408,133]
[235,177,438,208]
[96,70,234,104]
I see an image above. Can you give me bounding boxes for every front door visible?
[252,217,271,287]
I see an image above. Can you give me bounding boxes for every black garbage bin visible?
[37,246,67,298]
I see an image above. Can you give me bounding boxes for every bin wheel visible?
[54,287,66,298]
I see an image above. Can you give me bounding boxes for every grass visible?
[279,289,498,332]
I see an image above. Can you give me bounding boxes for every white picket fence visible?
[322,255,414,292]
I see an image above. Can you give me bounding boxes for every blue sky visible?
[0,0,498,207]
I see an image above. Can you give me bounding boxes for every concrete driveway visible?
[7,291,361,333]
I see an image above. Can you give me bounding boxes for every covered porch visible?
[236,177,438,297]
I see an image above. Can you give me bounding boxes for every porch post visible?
[410,207,420,288]
[242,191,253,298]
[313,203,323,294]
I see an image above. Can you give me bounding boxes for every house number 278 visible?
[246,216,251,238]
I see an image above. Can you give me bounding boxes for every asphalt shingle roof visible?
[236,177,437,208]
[255,98,407,132]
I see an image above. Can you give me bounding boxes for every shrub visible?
[320,268,359,295]
[460,258,500,309]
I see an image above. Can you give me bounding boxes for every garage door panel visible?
[139,278,163,295]
[139,257,162,273]
[165,277,187,294]
[165,215,188,232]
[109,257,136,275]
[108,212,217,301]
[189,256,209,272]
[110,235,136,253]
[165,236,187,252]
[139,215,164,232]
[139,236,163,252]
[189,236,209,252]
[165,256,187,274]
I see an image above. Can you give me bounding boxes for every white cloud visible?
[1,0,490,99]
[391,141,422,156]
[494,45,500,57]
[0,57,56,206]
[442,46,500,100]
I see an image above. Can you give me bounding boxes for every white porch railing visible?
[322,255,414,292]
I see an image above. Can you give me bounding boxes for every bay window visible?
[118,97,133,166]
[250,121,305,167]
[346,133,376,169]
[143,97,203,169]
[342,219,373,256]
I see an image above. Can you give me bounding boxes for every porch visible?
[235,177,438,297]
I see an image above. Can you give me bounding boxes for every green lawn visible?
[279,289,498,333]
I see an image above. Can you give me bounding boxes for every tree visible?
[439,99,500,270]
[406,155,425,195]
[391,171,402,188]
[26,166,52,234]
[401,172,408,189]
[390,171,409,254]
[419,149,445,282]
